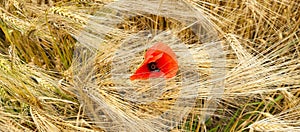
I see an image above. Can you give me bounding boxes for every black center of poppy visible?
[147,62,160,72]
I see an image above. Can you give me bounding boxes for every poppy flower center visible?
[147,62,160,72]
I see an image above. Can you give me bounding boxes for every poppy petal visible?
[156,53,178,78]
[130,42,178,80]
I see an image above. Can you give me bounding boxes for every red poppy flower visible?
[130,42,179,80]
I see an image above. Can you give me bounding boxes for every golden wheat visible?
[0,0,299,131]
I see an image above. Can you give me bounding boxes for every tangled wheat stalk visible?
[0,0,299,131]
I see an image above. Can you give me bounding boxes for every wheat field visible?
[0,0,299,131]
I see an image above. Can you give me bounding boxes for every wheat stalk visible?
[249,104,300,131]
[0,0,299,131]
